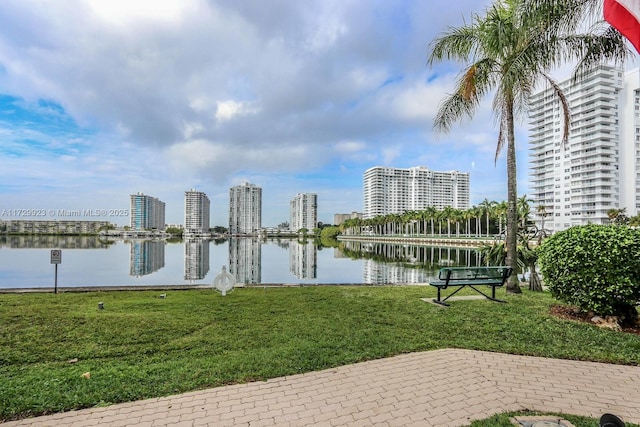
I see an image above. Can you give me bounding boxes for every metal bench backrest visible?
[438,267,512,283]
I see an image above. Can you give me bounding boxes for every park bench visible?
[429,266,512,306]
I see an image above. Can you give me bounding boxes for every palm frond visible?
[427,24,480,66]
[432,91,476,134]
[568,28,631,80]
[520,0,602,34]
[433,58,497,133]
[541,73,571,147]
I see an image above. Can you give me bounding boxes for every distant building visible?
[229,182,262,234]
[363,166,470,219]
[290,193,317,231]
[529,64,640,231]
[184,189,210,235]
[130,193,165,230]
[3,220,111,235]
[333,212,363,226]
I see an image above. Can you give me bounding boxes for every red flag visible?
[604,0,640,53]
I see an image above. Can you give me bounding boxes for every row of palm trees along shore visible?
[339,197,541,245]
[338,196,640,245]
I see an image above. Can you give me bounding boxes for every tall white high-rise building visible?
[290,193,317,231]
[130,193,165,230]
[184,189,210,235]
[363,166,470,219]
[618,68,640,218]
[229,182,262,234]
[529,65,640,231]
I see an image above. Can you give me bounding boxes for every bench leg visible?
[432,287,450,306]
[431,285,506,306]
[432,285,467,306]
[469,285,506,303]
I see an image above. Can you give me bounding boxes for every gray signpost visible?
[50,249,61,294]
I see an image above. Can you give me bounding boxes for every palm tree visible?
[517,194,533,230]
[428,0,628,293]
[536,204,548,234]
[452,208,464,237]
[404,210,420,235]
[494,201,508,237]
[435,209,445,236]
[441,206,455,237]
[464,208,473,237]
[468,206,481,237]
[419,209,429,236]
[424,206,437,236]
[479,198,494,237]
[340,218,353,236]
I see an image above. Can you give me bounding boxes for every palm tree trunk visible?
[505,99,522,293]
[485,215,489,237]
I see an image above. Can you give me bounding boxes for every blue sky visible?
[0,0,537,227]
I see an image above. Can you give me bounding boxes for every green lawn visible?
[1,286,639,421]
[470,411,640,427]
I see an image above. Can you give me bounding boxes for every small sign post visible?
[50,250,62,294]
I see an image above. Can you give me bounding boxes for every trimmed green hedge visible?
[538,225,640,319]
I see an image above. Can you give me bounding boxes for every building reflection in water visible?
[228,238,261,284]
[0,235,113,249]
[129,240,165,276]
[184,238,210,281]
[340,241,482,284]
[289,240,317,279]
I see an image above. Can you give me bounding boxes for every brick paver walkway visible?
[3,349,639,426]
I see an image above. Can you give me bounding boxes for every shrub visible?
[537,224,640,320]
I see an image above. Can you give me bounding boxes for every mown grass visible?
[1,286,639,421]
[469,411,640,427]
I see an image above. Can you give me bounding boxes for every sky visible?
[0,0,540,227]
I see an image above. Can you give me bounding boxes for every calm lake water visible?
[0,236,481,289]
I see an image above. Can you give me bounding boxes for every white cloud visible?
[165,139,221,169]
[382,146,401,165]
[87,0,187,25]
[0,0,525,225]
[215,100,259,122]
[304,3,348,51]
[333,140,366,153]
[181,121,204,140]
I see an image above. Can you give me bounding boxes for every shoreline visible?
[338,234,497,247]
[0,282,432,293]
